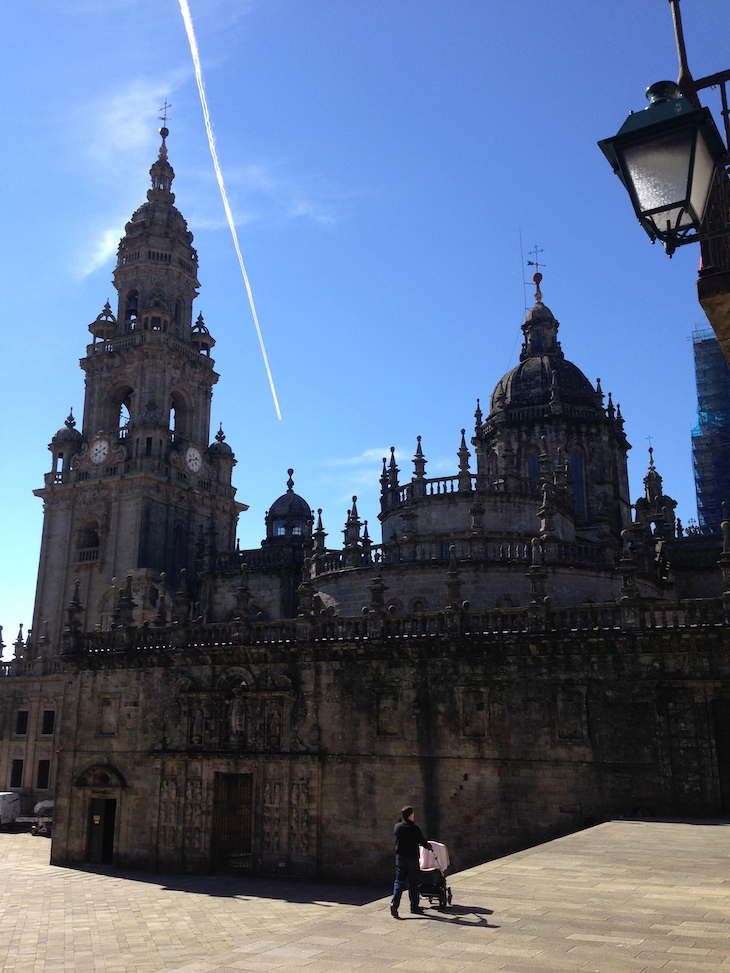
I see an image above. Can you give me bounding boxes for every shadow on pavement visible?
[402,905,499,928]
[75,863,382,906]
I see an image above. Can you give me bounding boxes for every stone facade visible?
[49,600,730,883]
[2,131,729,881]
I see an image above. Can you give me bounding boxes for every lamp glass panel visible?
[689,132,715,224]
[644,205,685,236]
[621,127,695,218]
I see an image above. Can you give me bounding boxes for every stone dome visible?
[269,486,312,522]
[489,297,600,417]
[52,412,83,445]
[491,355,599,413]
[264,470,313,546]
[208,426,233,456]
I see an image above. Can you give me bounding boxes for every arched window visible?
[108,385,133,431]
[125,290,138,327]
[170,389,192,439]
[119,395,131,428]
[525,446,540,494]
[570,449,587,518]
[76,518,100,562]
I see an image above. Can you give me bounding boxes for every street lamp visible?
[598,81,728,256]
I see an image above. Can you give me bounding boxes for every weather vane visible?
[526,245,546,302]
[526,244,545,275]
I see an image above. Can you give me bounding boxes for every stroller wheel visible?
[439,890,447,909]
[447,888,452,905]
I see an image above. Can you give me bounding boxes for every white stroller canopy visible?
[420,840,450,872]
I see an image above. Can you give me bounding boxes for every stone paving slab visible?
[1,821,730,972]
[0,833,377,973]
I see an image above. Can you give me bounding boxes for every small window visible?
[10,759,23,788]
[15,710,29,735]
[272,519,287,536]
[36,760,50,790]
[41,711,55,736]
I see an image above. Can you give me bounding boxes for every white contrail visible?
[178,0,282,420]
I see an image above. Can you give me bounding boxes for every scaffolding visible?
[692,328,730,533]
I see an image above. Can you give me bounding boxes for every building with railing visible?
[2,130,728,883]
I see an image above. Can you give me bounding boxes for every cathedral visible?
[1,130,728,884]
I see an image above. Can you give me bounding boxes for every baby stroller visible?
[418,840,452,909]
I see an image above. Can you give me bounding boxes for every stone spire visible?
[112,124,200,342]
[148,125,175,201]
[313,508,328,553]
[457,429,472,492]
[412,436,427,498]
[634,446,677,538]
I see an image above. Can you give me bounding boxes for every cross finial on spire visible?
[159,98,171,130]
[527,245,544,273]
[647,436,655,468]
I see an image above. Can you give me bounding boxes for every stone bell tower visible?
[29,127,246,654]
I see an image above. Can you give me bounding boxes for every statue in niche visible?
[164,696,184,749]
[190,707,203,746]
[228,685,248,746]
[268,704,281,750]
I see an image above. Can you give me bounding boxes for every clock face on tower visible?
[89,438,110,465]
[186,446,203,472]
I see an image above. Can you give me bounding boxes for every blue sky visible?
[1,0,728,650]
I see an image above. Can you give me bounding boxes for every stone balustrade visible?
[39,595,727,662]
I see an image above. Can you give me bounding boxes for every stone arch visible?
[75,763,127,788]
[215,666,257,693]
[170,388,193,440]
[124,289,138,327]
[409,597,429,613]
[106,382,134,431]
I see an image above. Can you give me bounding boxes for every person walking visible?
[390,806,431,918]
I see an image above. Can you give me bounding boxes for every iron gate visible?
[211,772,254,873]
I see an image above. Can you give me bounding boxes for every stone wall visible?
[46,602,730,883]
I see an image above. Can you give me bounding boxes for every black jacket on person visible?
[393,819,430,858]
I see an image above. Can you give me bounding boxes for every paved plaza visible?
[1,820,729,973]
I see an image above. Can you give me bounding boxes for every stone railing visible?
[395,473,543,505]
[311,537,615,577]
[86,330,211,365]
[0,658,64,678]
[44,595,727,663]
